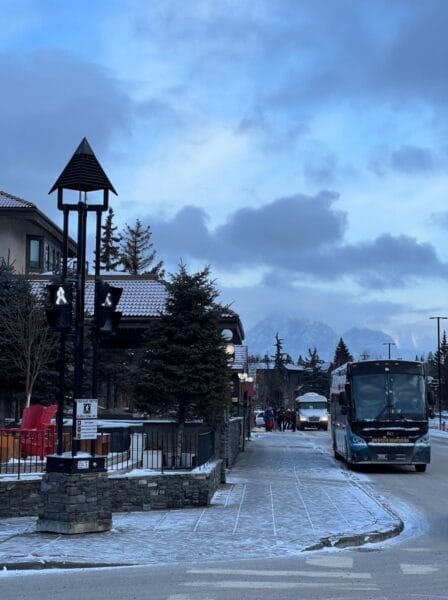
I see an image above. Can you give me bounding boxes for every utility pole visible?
[382,342,396,360]
[430,316,447,430]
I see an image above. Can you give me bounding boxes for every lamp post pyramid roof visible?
[49,137,117,195]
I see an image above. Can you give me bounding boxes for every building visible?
[0,190,76,274]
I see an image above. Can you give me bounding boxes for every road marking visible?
[232,483,246,534]
[193,508,206,532]
[404,547,433,552]
[400,564,438,575]
[183,581,378,590]
[187,568,371,579]
[306,556,354,568]
[269,483,277,536]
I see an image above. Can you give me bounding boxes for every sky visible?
[2,0,448,354]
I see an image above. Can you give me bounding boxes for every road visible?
[2,430,448,600]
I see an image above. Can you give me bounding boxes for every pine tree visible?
[301,347,330,397]
[332,337,354,368]
[100,207,121,271]
[136,264,231,458]
[120,219,164,277]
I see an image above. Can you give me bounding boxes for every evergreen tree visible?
[301,347,330,397]
[100,207,121,271]
[264,333,288,408]
[430,331,448,410]
[120,219,164,277]
[136,264,231,457]
[332,337,354,368]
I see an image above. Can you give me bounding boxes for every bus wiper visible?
[375,405,389,420]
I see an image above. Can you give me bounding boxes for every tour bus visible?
[295,392,329,430]
[330,360,434,472]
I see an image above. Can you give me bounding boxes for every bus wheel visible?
[415,464,427,473]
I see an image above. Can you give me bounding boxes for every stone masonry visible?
[36,471,112,534]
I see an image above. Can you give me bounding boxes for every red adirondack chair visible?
[0,404,57,460]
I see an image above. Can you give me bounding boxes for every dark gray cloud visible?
[150,194,448,289]
[0,49,134,219]
[370,145,438,176]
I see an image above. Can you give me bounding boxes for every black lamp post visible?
[430,316,447,430]
[47,138,118,468]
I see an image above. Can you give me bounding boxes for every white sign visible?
[76,419,98,440]
[76,399,98,420]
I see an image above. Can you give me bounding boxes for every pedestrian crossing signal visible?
[96,280,122,334]
[46,283,73,331]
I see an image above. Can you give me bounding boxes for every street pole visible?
[430,316,447,430]
[382,342,396,360]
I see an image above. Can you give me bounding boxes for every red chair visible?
[0,404,57,460]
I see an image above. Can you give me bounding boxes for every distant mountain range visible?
[245,316,418,362]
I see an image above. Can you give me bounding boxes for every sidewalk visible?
[0,430,402,571]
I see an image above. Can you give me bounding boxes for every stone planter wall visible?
[0,460,222,518]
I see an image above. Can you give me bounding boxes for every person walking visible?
[276,408,285,431]
[264,407,274,431]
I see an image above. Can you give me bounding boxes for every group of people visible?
[263,407,296,431]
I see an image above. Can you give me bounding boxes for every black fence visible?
[0,427,215,479]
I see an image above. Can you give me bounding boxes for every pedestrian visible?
[264,407,274,431]
[276,408,284,431]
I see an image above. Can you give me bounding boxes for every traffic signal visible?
[46,283,73,331]
[96,280,122,334]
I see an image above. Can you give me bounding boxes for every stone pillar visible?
[37,471,111,534]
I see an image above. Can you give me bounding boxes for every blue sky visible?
[2,0,448,354]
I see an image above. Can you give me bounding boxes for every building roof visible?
[0,190,77,254]
[0,190,35,208]
[29,275,168,318]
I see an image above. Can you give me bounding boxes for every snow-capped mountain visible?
[245,316,411,361]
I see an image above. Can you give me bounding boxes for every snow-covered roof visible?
[0,190,34,209]
[29,276,168,318]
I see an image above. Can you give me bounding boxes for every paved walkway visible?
[0,430,402,570]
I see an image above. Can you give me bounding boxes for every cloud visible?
[370,145,438,176]
[150,193,448,289]
[0,49,134,216]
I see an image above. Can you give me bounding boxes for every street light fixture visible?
[382,342,396,360]
[430,316,447,430]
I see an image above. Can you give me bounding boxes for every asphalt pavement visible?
[0,429,402,571]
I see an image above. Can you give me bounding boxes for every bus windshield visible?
[352,373,426,421]
[298,402,327,410]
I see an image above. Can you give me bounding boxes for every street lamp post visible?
[382,342,396,360]
[48,138,118,465]
[238,373,253,451]
[38,138,119,535]
[430,316,447,430]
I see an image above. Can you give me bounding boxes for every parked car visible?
[254,411,265,426]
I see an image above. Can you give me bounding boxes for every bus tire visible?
[415,464,427,472]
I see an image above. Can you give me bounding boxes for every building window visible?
[27,237,43,271]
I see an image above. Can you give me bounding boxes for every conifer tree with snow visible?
[100,207,122,271]
[120,219,164,277]
[136,264,231,455]
[332,337,354,368]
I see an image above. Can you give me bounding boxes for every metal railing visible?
[0,428,215,479]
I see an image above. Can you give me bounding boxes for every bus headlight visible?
[299,416,307,422]
[415,433,430,447]
[320,416,329,422]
